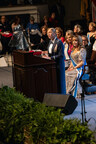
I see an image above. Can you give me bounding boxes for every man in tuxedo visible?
[46,28,66,94]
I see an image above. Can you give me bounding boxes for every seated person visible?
[26,16,41,49]
[49,12,58,28]
[73,24,82,45]
[0,16,12,54]
[55,27,65,43]
[87,22,96,45]
[37,26,49,51]
[64,30,73,69]
[89,33,96,65]
[40,15,50,28]
[65,35,86,98]
[26,16,39,33]
[82,35,92,62]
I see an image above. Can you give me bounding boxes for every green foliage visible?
[29,105,64,144]
[0,86,34,144]
[60,118,96,144]
[0,86,96,144]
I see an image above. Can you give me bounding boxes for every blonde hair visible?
[89,22,96,30]
[65,30,73,41]
[74,24,83,34]
[65,30,73,37]
[72,35,84,51]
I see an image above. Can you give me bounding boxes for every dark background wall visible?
[47,0,91,33]
[0,0,92,33]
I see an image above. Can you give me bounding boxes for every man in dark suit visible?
[46,28,66,94]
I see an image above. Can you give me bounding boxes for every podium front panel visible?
[13,50,58,102]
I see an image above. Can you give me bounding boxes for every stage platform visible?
[0,65,96,135]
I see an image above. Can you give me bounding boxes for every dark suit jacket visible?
[47,37,64,60]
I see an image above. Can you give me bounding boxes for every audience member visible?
[11,16,22,31]
[26,16,41,49]
[55,27,65,43]
[65,35,86,98]
[26,16,39,34]
[87,22,96,45]
[64,30,73,69]
[37,26,49,51]
[40,15,50,28]
[65,30,73,37]
[74,24,83,45]
[40,26,49,51]
[82,35,92,61]
[49,12,58,28]
[49,0,65,29]
[9,16,29,51]
[0,16,12,55]
[90,33,96,64]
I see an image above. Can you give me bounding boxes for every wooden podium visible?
[12,50,58,102]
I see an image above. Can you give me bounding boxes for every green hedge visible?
[0,86,96,144]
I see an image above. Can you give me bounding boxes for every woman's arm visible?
[67,61,74,71]
[67,60,84,71]
[74,61,84,69]
[74,48,86,69]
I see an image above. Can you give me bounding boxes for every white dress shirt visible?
[48,37,57,54]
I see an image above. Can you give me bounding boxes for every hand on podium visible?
[41,54,51,60]
[41,51,51,59]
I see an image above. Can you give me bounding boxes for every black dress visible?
[37,34,50,51]
[0,21,12,54]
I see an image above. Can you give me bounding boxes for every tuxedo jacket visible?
[47,37,64,61]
